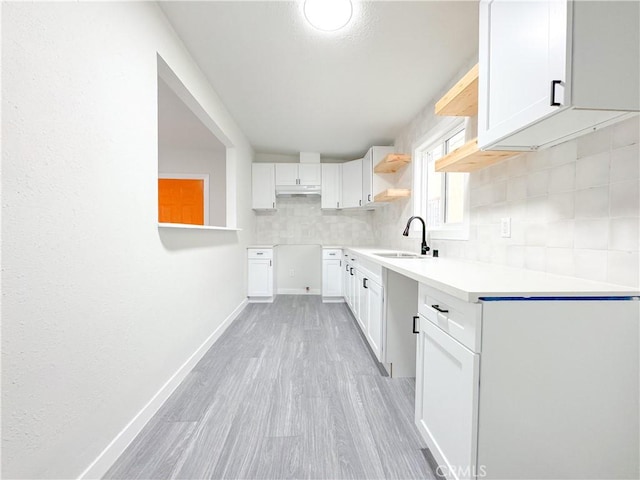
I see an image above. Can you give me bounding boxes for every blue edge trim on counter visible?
[480,296,639,301]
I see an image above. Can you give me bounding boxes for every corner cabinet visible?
[415,282,639,479]
[478,0,639,151]
[247,248,275,302]
[251,164,276,210]
[362,146,396,206]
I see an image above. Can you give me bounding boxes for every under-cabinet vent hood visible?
[275,184,321,196]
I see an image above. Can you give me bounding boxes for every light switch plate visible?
[500,217,511,238]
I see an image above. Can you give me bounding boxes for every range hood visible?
[275,184,321,196]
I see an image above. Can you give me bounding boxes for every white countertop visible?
[345,247,639,302]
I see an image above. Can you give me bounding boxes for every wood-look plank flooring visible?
[104,295,433,479]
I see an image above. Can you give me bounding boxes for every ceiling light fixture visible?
[303,0,353,32]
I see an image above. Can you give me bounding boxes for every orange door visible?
[158,178,205,225]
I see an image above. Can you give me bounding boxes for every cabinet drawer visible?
[248,248,273,259]
[418,283,482,353]
[323,249,342,260]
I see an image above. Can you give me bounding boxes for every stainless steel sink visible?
[373,252,425,259]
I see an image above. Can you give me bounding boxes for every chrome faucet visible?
[403,216,430,255]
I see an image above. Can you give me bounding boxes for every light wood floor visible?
[105,295,433,479]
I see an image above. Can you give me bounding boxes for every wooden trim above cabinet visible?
[435,138,520,173]
[435,64,479,117]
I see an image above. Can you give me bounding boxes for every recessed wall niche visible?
[157,55,236,230]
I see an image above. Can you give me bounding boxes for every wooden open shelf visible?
[435,138,520,173]
[435,64,479,117]
[374,188,411,202]
[374,154,411,173]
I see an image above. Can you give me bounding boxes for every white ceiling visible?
[159,1,479,159]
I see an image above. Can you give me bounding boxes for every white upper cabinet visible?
[251,163,276,210]
[298,164,321,186]
[478,0,639,151]
[362,146,395,206]
[275,164,321,186]
[275,164,298,186]
[321,163,342,209]
[341,158,363,209]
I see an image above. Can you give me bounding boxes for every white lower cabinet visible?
[343,250,386,364]
[415,282,639,479]
[322,249,343,301]
[364,277,383,361]
[416,318,479,480]
[247,248,275,302]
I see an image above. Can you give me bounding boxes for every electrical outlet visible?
[289,269,295,277]
[500,217,511,238]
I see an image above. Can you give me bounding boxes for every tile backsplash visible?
[374,115,640,288]
[254,196,376,247]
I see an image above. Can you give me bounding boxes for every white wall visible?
[373,58,640,288]
[2,2,254,478]
[159,146,227,226]
[275,245,322,294]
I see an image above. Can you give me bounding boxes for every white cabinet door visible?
[362,148,373,206]
[355,269,366,331]
[366,279,383,361]
[251,163,275,210]
[275,164,298,185]
[342,158,363,208]
[478,0,568,149]
[248,259,273,297]
[299,164,321,186]
[321,163,342,209]
[343,262,351,306]
[416,318,479,480]
[322,259,343,297]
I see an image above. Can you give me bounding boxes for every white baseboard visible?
[78,299,248,480]
[277,288,321,295]
[322,297,345,303]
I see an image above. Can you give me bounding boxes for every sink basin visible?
[374,252,425,259]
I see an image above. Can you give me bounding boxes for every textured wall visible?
[374,61,640,287]
[2,3,254,478]
[255,196,376,247]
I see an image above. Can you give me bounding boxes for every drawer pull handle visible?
[413,315,419,334]
[431,304,449,313]
[256,252,263,255]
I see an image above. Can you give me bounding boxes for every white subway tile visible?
[573,249,608,282]
[507,245,525,268]
[545,247,575,277]
[507,176,527,201]
[547,220,574,248]
[576,152,610,189]
[526,170,550,197]
[510,219,526,244]
[612,116,639,149]
[549,140,578,166]
[490,245,508,265]
[524,246,546,271]
[574,218,609,249]
[574,187,609,218]
[610,180,640,217]
[526,195,550,222]
[610,144,640,182]
[525,223,548,246]
[607,251,639,287]
[548,162,576,193]
[608,217,639,251]
[507,155,527,177]
[577,126,612,158]
[547,192,575,220]
[526,150,550,172]
[492,181,507,203]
